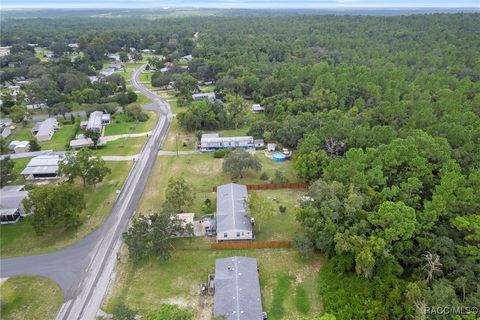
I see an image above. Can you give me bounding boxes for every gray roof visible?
[0,118,12,125]
[36,118,57,138]
[216,183,251,233]
[69,138,93,148]
[192,92,216,100]
[214,256,263,320]
[87,111,103,131]
[0,185,28,211]
[21,155,61,175]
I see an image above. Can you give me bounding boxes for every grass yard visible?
[104,111,156,136]
[0,276,64,320]
[7,123,35,142]
[104,241,323,320]
[0,161,132,257]
[94,136,147,156]
[39,123,78,150]
[162,120,197,152]
[137,152,300,215]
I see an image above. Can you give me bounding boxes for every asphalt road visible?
[0,64,172,319]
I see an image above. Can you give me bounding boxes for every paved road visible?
[0,64,172,320]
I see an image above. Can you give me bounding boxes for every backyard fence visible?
[212,182,307,192]
[212,240,292,250]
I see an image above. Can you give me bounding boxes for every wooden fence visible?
[212,182,307,192]
[212,240,291,250]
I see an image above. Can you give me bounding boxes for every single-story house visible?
[26,103,48,110]
[0,126,11,138]
[83,111,110,132]
[99,67,115,77]
[34,118,58,142]
[0,118,13,126]
[216,183,253,241]
[0,185,29,224]
[69,138,94,149]
[107,53,120,61]
[13,141,30,153]
[141,49,153,54]
[21,154,62,180]
[44,50,54,58]
[253,139,264,149]
[213,256,264,320]
[180,54,193,62]
[267,143,277,152]
[88,76,99,84]
[201,133,254,152]
[68,43,79,50]
[192,92,216,101]
[251,104,265,113]
[8,140,29,153]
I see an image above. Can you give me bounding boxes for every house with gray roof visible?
[213,256,264,320]
[216,183,253,241]
[192,92,216,101]
[83,111,111,132]
[21,155,62,180]
[0,126,11,138]
[0,185,29,224]
[34,117,58,142]
[201,133,254,152]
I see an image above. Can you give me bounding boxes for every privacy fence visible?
[212,182,307,192]
[212,240,292,250]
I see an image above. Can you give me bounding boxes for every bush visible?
[213,149,231,158]
[112,303,136,320]
[279,205,287,213]
[271,170,288,184]
[293,234,314,259]
[260,172,269,181]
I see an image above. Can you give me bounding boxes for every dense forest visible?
[1,12,479,319]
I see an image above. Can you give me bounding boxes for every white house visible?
[34,118,59,142]
[0,126,11,138]
[13,141,30,153]
[200,133,254,152]
[251,104,265,113]
[192,92,216,101]
[216,183,253,242]
[0,185,29,224]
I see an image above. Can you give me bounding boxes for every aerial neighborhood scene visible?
[0,1,479,320]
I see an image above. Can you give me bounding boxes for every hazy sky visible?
[3,0,480,9]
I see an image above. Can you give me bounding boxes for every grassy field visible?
[104,111,156,136]
[94,136,147,156]
[0,161,132,257]
[39,122,78,150]
[7,123,35,142]
[0,276,64,320]
[105,241,323,320]
[137,152,300,215]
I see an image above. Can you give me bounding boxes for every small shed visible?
[267,143,277,152]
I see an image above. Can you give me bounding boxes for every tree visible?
[84,129,101,148]
[58,148,111,187]
[125,103,147,122]
[23,184,86,234]
[247,192,273,232]
[118,51,129,62]
[225,94,248,129]
[123,207,193,262]
[165,177,195,213]
[173,74,198,106]
[222,150,261,179]
[9,105,28,123]
[293,234,314,259]
[29,138,41,151]
[146,304,193,320]
[0,156,16,187]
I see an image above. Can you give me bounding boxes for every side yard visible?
[0,276,64,320]
[104,111,157,136]
[0,161,132,257]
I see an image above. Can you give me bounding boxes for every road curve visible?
[0,64,172,320]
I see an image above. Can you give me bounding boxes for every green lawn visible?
[138,152,300,220]
[104,111,156,136]
[0,276,64,320]
[105,241,323,319]
[0,161,132,257]
[94,136,147,156]
[7,123,34,142]
[39,123,78,150]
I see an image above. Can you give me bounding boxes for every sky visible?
[2,0,479,9]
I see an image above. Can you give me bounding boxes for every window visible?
[242,232,244,236]
[224,233,228,238]
[236,232,240,237]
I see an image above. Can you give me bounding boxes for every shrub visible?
[271,170,288,184]
[213,149,231,158]
[293,234,314,259]
[260,172,269,181]
[112,303,136,320]
[279,205,287,213]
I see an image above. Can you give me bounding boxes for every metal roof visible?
[87,111,103,131]
[192,92,216,100]
[36,118,57,138]
[69,138,94,148]
[202,135,254,144]
[216,183,251,233]
[21,155,61,175]
[0,185,28,211]
[214,256,263,320]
